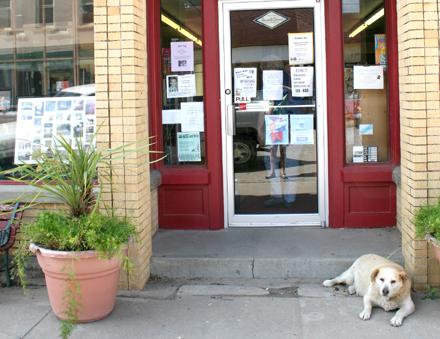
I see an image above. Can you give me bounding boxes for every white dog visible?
[323,254,415,326]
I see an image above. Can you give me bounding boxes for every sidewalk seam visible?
[22,309,51,338]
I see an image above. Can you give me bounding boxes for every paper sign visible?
[166,74,197,99]
[290,114,314,145]
[359,124,374,135]
[288,32,314,65]
[162,109,181,125]
[234,68,257,103]
[177,132,201,162]
[353,65,384,89]
[263,70,284,100]
[291,66,314,97]
[15,97,96,164]
[171,41,194,72]
[265,114,289,145]
[181,102,204,132]
[353,146,364,163]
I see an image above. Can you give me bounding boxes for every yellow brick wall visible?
[397,0,440,290]
[94,0,151,290]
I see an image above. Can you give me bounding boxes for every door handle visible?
[226,104,235,136]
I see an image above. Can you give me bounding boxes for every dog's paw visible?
[348,285,356,295]
[322,279,333,287]
[359,310,371,320]
[390,316,403,327]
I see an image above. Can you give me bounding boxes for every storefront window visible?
[160,0,205,165]
[343,0,389,164]
[0,0,94,179]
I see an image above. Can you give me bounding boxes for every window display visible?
[343,0,389,163]
[161,0,205,165]
[0,0,94,179]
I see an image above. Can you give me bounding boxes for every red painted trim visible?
[386,0,400,165]
[342,165,394,182]
[147,0,164,168]
[325,0,345,228]
[203,0,224,230]
[149,0,224,230]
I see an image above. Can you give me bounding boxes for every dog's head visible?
[371,266,407,299]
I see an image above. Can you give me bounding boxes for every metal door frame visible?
[219,0,328,227]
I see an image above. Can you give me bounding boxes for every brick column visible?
[94,0,151,290]
[397,0,440,289]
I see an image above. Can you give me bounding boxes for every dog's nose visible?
[382,287,389,296]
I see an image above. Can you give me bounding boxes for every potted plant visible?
[415,200,440,263]
[1,136,139,337]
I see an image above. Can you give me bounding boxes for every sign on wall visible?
[14,97,96,164]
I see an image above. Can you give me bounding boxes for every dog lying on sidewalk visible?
[322,254,415,327]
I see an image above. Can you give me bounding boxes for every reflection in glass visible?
[343,0,389,163]
[230,9,318,215]
[0,0,95,179]
[160,0,205,165]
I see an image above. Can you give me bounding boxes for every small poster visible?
[181,102,204,132]
[288,32,314,65]
[162,109,181,125]
[166,74,196,99]
[353,65,384,89]
[265,114,289,145]
[234,68,257,103]
[171,41,194,72]
[14,97,96,164]
[353,145,378,163]
[290,114,314,145]
[359,124,374,135]
[291,66,314,97]
[263,70,284,100]
[0,90,11,111]
[375,34,387,65]
[177,132,201,162]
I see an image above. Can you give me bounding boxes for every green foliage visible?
[414,200,440,241]
[422,285,440,300]
[21,211,134,253]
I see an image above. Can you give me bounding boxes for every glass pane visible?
[47,59,74,96]
[160,0,205,165]
[16,61,44,97]
[231,9,318,214]
[45,0,73,58]
[343,0,389,163]
[0,1,95,179]
[0,0,10,28]
[78,58,94,85]
[0,63,13,178]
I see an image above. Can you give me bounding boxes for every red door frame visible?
[326,0,399,227]
[147,0,399,229]
[147,0,223,229]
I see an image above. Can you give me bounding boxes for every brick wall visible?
[94,0,151,290]
[397,0,440,289]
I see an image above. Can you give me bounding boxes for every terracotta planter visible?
[427,236,440,263]
[30,244,121,322]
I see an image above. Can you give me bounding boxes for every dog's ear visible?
[399,271,407,282]
[370,268,380,282]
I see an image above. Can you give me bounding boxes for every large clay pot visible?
[427,235,440,264]
[30,244,121,322]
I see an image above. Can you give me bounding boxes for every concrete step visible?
[151,228,403,281]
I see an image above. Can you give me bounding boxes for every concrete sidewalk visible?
[2,279,439,339]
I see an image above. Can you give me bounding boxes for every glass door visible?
[219,0,327,227]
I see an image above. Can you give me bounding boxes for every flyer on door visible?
[234,68,257,103]
[170,41,194,72]
[291,66,314,97]
[288,32,314,65]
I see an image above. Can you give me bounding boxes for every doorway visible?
[219,0,328,227]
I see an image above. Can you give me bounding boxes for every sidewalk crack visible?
[22,309,51,338]
[251,258,255,279]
